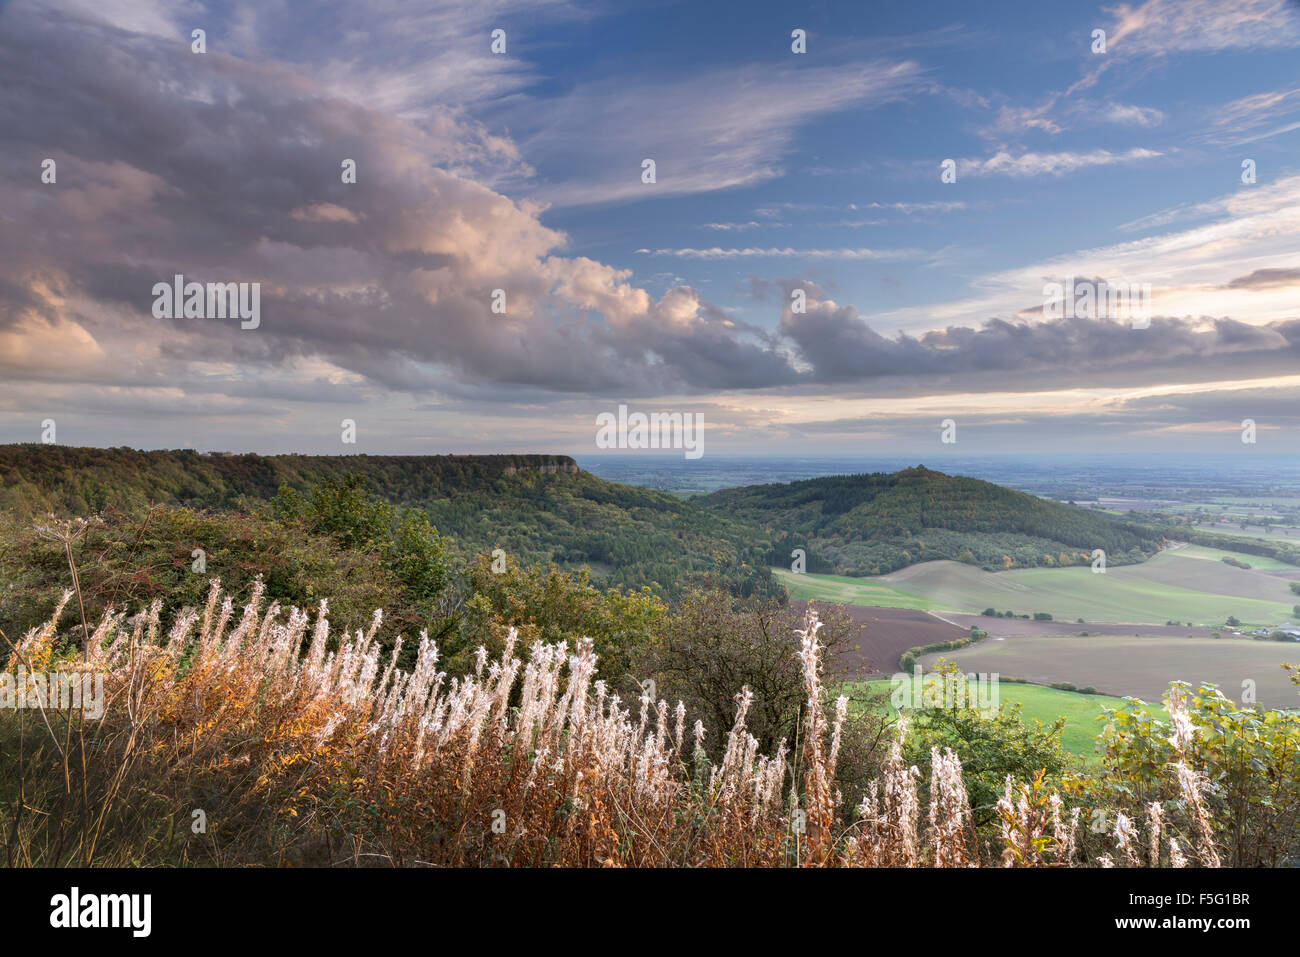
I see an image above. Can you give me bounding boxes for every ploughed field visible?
[920,633,1300,708]
[938,613,1217,639]
[787,539,1300,709]
[789,600,966,676]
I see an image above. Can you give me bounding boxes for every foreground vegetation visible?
[5,583,1296,867]
[3,453,1298,867]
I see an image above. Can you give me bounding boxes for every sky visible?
[2,0,1300,458]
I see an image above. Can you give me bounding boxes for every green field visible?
[782,545,1297,627]
[1170,543,1300,572]
[860,678,1165,762]
[772,567,955,610]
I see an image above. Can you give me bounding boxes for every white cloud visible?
[958,147,1162,177]
[635,247,918,261]
[1097,101,1165,127]
[1199,85,1300,144]
[872,173,1300,333]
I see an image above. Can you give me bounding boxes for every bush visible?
[899,629,988,672]
[637,592,865,760]
[902,669,1072,829]
[1092,683,1300,867]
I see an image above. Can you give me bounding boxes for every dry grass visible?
[0,580,1222,867]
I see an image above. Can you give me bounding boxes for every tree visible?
[385,507,447,606]
[274,473,449,619]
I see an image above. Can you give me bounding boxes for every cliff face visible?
[501,457,580,476]
[0,445,586,517]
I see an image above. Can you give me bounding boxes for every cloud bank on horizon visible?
[2,0,1300,455]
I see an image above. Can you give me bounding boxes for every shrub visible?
[1089,683,1300,867]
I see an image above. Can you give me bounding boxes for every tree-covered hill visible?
[698,465,1166,575]
[0,447,1170,590]
[0,445,778,599]
[0,445,583,514]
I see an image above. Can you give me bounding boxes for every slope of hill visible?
[699,465,1165,576]
[0,445,777,599]
[1,448,1175,594]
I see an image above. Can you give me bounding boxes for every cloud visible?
[0,1,803,402]
[1107,0,1300,55]
[634,247,917,261]
[291,203,361,223]
[779,281,1297,384]
[1096,101,1166,127]
[1199,85,1300,145]
[5,0,1300,456]
[517,60,924,207]
[873,174,1300,335]
[699,222,775,232]
[958,148,1162,178]
[1225,267,1300,289]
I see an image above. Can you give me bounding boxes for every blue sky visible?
[2,0,1300,457]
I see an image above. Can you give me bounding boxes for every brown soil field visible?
[791,600,967,677]
[919,633,1300,706]
[936,612,1218,639]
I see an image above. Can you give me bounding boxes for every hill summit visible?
[699,464,1165,576]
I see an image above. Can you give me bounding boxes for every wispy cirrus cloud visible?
[517,60,925,207]
[1198,85,1300,145]
[978,1,1297,144]
[1107,0,1300,55]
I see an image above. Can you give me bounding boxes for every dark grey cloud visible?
[1225,267,1300,290]
[780,284,1298,384]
